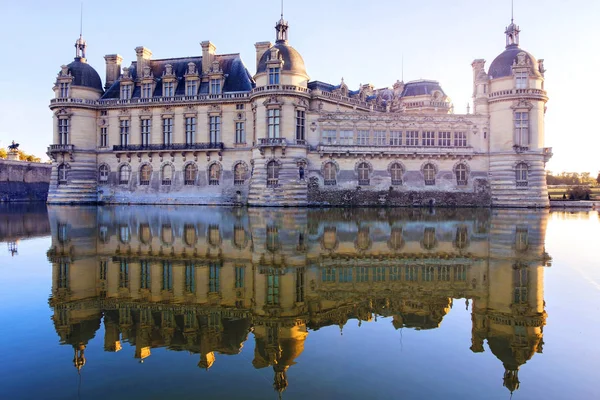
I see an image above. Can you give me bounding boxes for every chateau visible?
[47,206,550,395]
[48,13,552,207]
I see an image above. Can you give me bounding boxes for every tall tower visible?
[476,18,551,207]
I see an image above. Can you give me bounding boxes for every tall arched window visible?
[119,164,131,184]
[98,165,109,183]
[357,162,370,186]
[209,164,221,185]
[58,164,68,185]
[390,163,403,185]
[234,163,246,185]
[422,227,437,250]
[455,164,468,186]
[162,164,173,185]
[267,161,279,187]
[184,163,197,185]
[423,163,436,185]
[516,163,528,187]
[388,227,404,250]
[323,162,337,186]
[140,164,152,185]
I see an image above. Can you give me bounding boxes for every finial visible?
[275,0,289,43]
[401,54,404,82]
[80,2,83,38]
[281,0,284,19]
[74,2,87,60]
[511,0,514,24]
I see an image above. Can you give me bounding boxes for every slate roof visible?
[101,54,254,100]
[400,80,445,97]
[256,42,307,76]
[488,44,541,79]
[62,58,104,92]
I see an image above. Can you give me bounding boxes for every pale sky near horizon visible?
[0,0,598,173]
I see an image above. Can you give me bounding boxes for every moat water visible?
[0,204,598,400]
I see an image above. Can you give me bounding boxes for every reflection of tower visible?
[73,343,86,372]
[7,240,18,256]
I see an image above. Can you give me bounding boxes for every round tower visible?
[485,19,551,207]
[48,34,103,203]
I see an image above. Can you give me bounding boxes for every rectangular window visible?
[422,131,435,146]
[119,120,130,146]
[515,71,528,89]
[235,266,245,288]
[58,119,69,145]
[162,118,173,145]
[163,81,174,97]
[438,266,450,281]
[100,127,108,147]
[514,112,529,146]
[390,131,402,146]
[58,262,69,289]
[119,261,129,289]
[186,80,197,96]
[185,262,196,293]
[236,104,245,110]
[235,122,245,144]
[374,267,386,282]
[338,268,353,283]
[406,130,419,146]
[454,265,467,281]
[389,266,400,281]
[120,84,132,100]
[321,130,337,144]
[438,131,451,147]
[59,82,69,98]
[405,266,418,281]
[185,117,196,144]
[268,67,280,85]
[357,130,370,145]
[162,261,172,291]
[141,119,151,146]
[209,116,221,142]
[267,109,280,138]
[210,79,221,95]
[321,268,336,283]
[373,130,386,146]
[422,266,434,282]
[209,263,220,293]
[99,260,107,280]
[142,83,153,98]
[140,261,151,289]
[295,110,305,142]
[339,130,354,145]
[267,272,279,305]
[513,267,528,304]
[454,131,467,147]
[356,267,368,283]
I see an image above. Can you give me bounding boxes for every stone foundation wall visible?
[0,160,51,202]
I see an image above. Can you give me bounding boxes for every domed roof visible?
[256,42,307,77]
[401,80,445,97]
[64,58,104,92]
[488,45,541,79]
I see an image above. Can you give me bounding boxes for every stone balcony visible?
[47,144,74,161]
[316,143,476,159]
[487,88,548,103]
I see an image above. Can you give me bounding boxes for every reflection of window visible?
[99,260,107,280]
[267,271,279,305]
[374,267,385,282]
[139,224,151,244]
[209,262,220,293]
[295,268,305,302]
[161,224,173,245]
[119,225,130,244]
[99,226,108,243]
[438,266,450,281]
[455,226,469,249]
[356,227,371,251]
[322,268,336,282]
[119,261,129,288]
[356,267,368,282]
[208,225,221,246]
[515,227,528,251]
[162,261,172,291]
[140,261,151,289]
[185,262,195,293]
[233,225,246,248]
[405,266,418,281]
[57,223,69,244]
[422,266,434,282]
[388,227,404,250]
[339,268,353,283]
[184,224,196,246]
[323,227,337,250]
[513,267,528,304]
[453,265,467,281]
[422,228,437,250]
[235,266,245,288]
[389,266,400,281]
[266,225,279,252]
[58,261,69,289]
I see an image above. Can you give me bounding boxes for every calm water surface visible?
[0,204,599,400]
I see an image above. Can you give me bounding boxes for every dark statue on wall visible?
[8,141,19,151]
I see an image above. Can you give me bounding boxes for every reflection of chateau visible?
[48,207,550,394]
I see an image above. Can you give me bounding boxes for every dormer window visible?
[142,83,153,98]
[120,84,132,100]
[268,67,280,85]
[210,79,221,95]
[163,81,174,97]
[59,82,70,98]
[515,71,528,89]
[186,80,197,96]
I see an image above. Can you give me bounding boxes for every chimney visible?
[135,46,153,80]
[255,41,272,71]
[471,59,486,97]
[104,54,123,89]
[201,41,217,74]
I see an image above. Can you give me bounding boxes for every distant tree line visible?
[546,171,599,186]
[0,148,42,162]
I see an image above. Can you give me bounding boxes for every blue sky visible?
[0,0,598,173]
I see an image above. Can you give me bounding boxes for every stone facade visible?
[0,159,51,202]
[48,15,551,207]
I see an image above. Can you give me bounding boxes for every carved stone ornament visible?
[516,52,529,66]
[187,62,196,75]
[210,60,222,74]
[119,108,130,116]
[122,67,131,79]
[143,65,152,78]
[164,64,173,76]
[511,99,533,110]
[60,65,70,77]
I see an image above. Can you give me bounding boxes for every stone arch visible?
[453,160,470,186]
[420,161,438,175]
[263,157,282,168]
[98,163,111,183]
[421,161,438,185]
[118,162,131,184]
[138,162,153,185]
[207,160,223,185]
[160,161,175,185]
[183,161,198,185]
[354,159,373,174]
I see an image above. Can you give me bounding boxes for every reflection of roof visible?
[101,55,254,100]
[256,42,307,76]
[63,58,103,92]
[488,45,540,79]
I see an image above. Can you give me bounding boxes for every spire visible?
[74,3,87,60]
[504,0,520,48]
[275,0,289,43]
